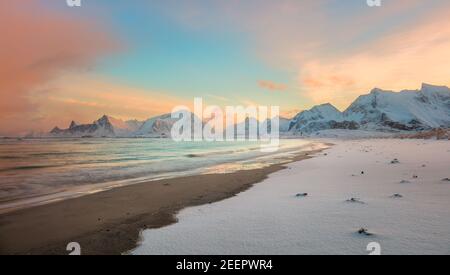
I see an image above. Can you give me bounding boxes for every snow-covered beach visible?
[133,139,450,255]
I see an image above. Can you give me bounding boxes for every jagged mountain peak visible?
[289,103,346,133]
[69,121,78,129]
[293,103,342,122]
[50,115,115,137]
[50,126,62,134]
[309,103,341,114]
[96,115,111,126]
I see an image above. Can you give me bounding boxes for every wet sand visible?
[0,148,328,255]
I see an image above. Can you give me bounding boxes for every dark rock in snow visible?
[358,228,373,236]
[390,159,400,164]
[346,198,365,204]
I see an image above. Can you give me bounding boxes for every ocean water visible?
[0,138,321,212]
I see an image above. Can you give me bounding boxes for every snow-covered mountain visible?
[107,117,144,136]
[48,113,191,138]
[134,113,194,137]
[49,116,145,138]
[344,83,450,131]
[288,103,358,134]
[289,83,450,134]
[50,115,116,137]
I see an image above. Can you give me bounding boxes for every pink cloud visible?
[0,2,119,135]
[258,80,287,92]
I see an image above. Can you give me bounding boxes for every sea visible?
[0,138,322,213]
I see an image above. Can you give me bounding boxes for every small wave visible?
[0,165,62,172]
[0,156,21,160]
[29,152,74,157]
[185,154,201,158]
[185,146,262,158]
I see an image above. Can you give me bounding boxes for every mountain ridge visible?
[289,83,450,134]
[50,115,116,137]
[45,83,450,138]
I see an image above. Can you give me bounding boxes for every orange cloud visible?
[24,74,190,133]
[0,2,119,135]
[299,8,450,110]
[303,74,354,90]
[258,80,287,92]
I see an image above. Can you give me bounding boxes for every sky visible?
[1,0,450,135]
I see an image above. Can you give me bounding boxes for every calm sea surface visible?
[0,138,323,212]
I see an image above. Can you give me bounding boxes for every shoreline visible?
[0,146,330,255]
